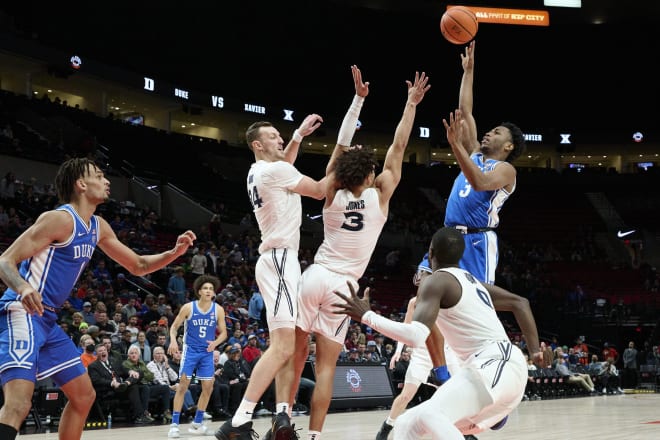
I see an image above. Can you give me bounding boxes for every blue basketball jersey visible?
[183,301,218,351]
[0,204,99,310]
[444,153,514,229]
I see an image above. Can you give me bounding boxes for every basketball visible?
[440,6,478,45]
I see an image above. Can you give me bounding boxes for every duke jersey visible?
[183,301,218,351]
[444,153,515,229]
[247,160,304,254]
[435,267,510,362]
[0,204,99,310]
[314,187,387,279]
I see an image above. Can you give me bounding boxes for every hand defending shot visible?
[332,280,373,321]
[297,113,324,137]
[173,230,196,256]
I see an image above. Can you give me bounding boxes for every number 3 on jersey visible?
[341,212,364,231]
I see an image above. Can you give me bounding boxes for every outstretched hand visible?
[460,40,475,72]
[406,71,431,106]
[442,109,466,147]
[332,281,373,321]
[351,65,370,98]
[297,114,324,137]
[173,230,196,256]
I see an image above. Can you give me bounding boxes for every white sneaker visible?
[203,411,212,420]
[168,423,180,438]
[188,423,208,435]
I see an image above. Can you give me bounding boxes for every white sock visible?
[386,417,396,426]
[232,399,257,427]
[308,431,322,440]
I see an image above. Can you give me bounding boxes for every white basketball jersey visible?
[435,267,510,362]
[247,160,303,254]
[314,187,386,279]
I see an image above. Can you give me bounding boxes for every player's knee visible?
[5,397,32,421]
[70,387,96,410]
[277,343,296,360]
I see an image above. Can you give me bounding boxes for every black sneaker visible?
[269,412,297,440]
[464,435,479,440]
[375,421,393,440]
[133,415,152,425]
[214,420,258,440]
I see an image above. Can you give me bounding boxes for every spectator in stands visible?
[190,246,207,279]
[146,346,179,422]
[116,329,133,357]
[156,293,169,315]
[88,343,140,420]
[247,288,264,326]
[373,333,387,360]
[221,347,252,415]
[130,330,152,363]
[151,333,169,358]
[122,294,139,322]
[79,334,98,368]
[218,343,233,366]
[81,301,96,324]
[157,316,170,332]
[227,328,247,348]
[588,354,604,375]
[100,334,123,365]
[92,259,113,286]
[205,244,219,275]
[167,266,187,305]
[94,311,115,335]
[364,340,382,363]
[242,334,262,367]
[125,314,140,342]
[601,342,619,363]
[572,337,589,366]
[137,293,157,319]
[555,355,596,393]
[57,299,77,325]
[145,320,160,346]
[391,348,411,386]
[601,356,624,394]
[209,350,232,418]
[344,330,362,352]
[122,346,156,424]
[622,341,638,389]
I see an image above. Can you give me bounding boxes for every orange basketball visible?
[440,6,478,45]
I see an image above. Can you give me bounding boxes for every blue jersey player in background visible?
[0,157,196,440]
[168,274,227,437]
[443,41,526,286]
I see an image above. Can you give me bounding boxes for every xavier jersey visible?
[183,301,219,351]
[314,187,387,279]
[0,204,99,310]
[247,160,304,254]
[444,153,514,229]
[435,267,510,362]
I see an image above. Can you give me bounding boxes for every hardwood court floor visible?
[23,393,660,440]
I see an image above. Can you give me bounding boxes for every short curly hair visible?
[501,122,526,163]
[193,274,220,297]
[334,149,378,191]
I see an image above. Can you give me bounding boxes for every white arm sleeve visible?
[362,311,430,348]
[337,95,364,146]
[394,340,404,357]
